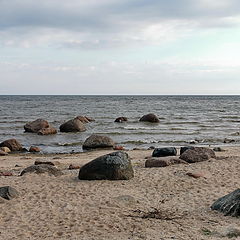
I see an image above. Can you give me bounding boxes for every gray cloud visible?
[1,0,240,32]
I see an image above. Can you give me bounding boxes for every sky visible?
[1,0,240,95]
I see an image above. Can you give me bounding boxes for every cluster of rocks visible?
[145,146,216,168]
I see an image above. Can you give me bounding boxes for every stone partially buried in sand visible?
[211,189,240,217]
[0,139,23,151]
[0,186,19,200]
[82,134,115,150]
[20,164,63,177]
[78,151,134,180]
[145,156,187,168]
[179,147,216,163]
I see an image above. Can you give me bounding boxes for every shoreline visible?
[1,146,240,239]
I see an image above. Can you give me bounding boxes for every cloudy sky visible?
[1,0,240,95]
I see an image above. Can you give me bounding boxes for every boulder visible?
[82,134,115,150]
[152,147,177,157]
[145,156,187,168]
[0,186,19,200]
[179,147,216,163]
[211,189,240,217]
[0,147,11,153]
[180,146,194,155]
[76,116,94,123]
[37,127,57,135]
[60,118,86,132]
[20,164,63,176]
[139,113,160,123]
[24,119,49,133]
[114,117,128,123]
[0,139,23,151]
[29,146,41,152]
[78,151,134,180]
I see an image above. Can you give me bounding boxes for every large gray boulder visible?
[0,186,19,200]
[139,113,160,123]
[60,118,86,132]
[20,164,63,176]
[179,147,216,163]
[0,139,23,151]
[24,119,49,133]
[211,189,240,217]
[78,151,134,180]
[82,134,114,150]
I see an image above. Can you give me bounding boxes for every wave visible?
[57,142,83,147]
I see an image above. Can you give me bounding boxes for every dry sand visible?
[0,147,240,240]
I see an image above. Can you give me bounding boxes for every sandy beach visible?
[1,147,240,240]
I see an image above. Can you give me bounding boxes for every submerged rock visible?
[29,146,41,152]
[114,117,128,123]
[139,113,160,123]
[0,186,19,200]
[82,134,114,150]
[60,118,86,132]
[211,189,240,217]
[37,127,57,135]
[152,147,177,157]
[24,119,49,133]
[0,139,23,152]
[78,151,134,180]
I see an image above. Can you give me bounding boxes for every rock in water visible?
[20,164,63,176]
[82,134,115,150]
[24,119,49,133]
[152,147,177,157]
[114,117,128,123]
[37,127,57,135]
[60,118,86,132]
[179,147,216,163]
[0,139,23,151]
[0,186,19,200]
[139,113,160,123]
[78,151,134,180]
[211,189,240,217]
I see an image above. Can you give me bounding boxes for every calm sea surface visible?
[0,95,240,153]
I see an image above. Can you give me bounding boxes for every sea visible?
[0,95,240,154]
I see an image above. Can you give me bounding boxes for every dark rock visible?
[82,134,115,150]
[20,164,63,176]
[60,118,86,132]
[211,189,240,217]
[145,156,187,168]
[180,146,194,155]
[68,164,81,170]
[224,138,235,143]
[152,147,177,157]
[148,146,155,150]
[37,127,57,135]
[34,160,55,166]
[78,151,134,180]
[24,119,49,133]
[0,139,23,151]
[0,150,8,156]
[114,117,128,123]
[0,186,19,200]
[179,147,216,163]
[139,113,160,123]
[29,146,41,152]
[213,147,225,152]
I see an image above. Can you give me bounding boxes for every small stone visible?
[113,145,125,150]
[0,186,19,200]
[213,147,225,152]
[20,164,63,176]
[29,146,41,152]
[186,172,205,178]
[152,147,177,157]
[0,171,13,176]
[0,147,11,153]
[68,164,81,170]
[145,156,187,168]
